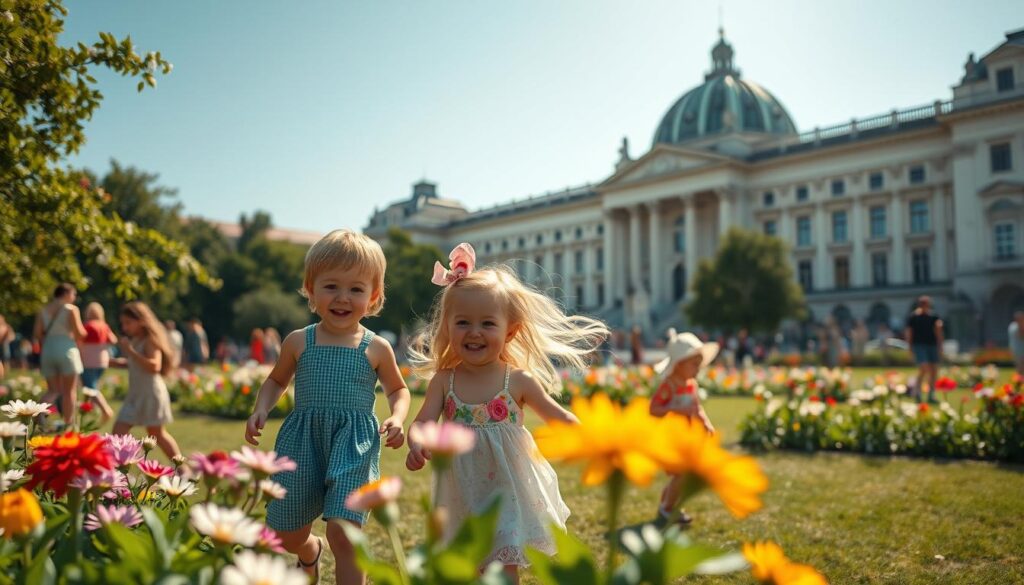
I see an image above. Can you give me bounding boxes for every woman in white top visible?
[34,283,87,428]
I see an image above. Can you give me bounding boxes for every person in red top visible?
[80,302,116,422]
[650,329,719,527]
[249,328,265,364]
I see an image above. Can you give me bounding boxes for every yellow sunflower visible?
[533,393,673,487]
[743,541,827,585]
[657,414,768,518]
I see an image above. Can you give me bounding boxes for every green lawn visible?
[150,370,1024,585]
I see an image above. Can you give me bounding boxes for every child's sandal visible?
[296,536,323,583]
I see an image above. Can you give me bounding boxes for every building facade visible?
[365,29,1024,347]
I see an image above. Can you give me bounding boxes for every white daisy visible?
[156,475,197,498]
[1,400,51,419]
[189,504,262,547]
[219,550,308,585]
[257,479,286,500]
[0,422,28,438]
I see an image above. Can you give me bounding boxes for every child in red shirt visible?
[650,329,719,527]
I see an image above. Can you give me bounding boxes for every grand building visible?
[365,29,1024,347]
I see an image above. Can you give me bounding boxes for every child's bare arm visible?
[517,371,579,425]
[370,336,410,449]
[405,374,447,471]
[245,330,302,446]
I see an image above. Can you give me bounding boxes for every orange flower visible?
[241,385,251,395]
[0,489,43,539]
[743,541,827,585]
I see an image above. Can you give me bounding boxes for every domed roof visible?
[653,30,797,146]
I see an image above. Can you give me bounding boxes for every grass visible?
[148,366,1024,584]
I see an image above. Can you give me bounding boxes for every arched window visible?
[672,264,687,300]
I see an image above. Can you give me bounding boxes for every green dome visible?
[653,31,797,146]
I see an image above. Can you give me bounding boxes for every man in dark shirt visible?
[904,296,944,404]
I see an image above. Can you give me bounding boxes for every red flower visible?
[486,398,509,422]
[241,385,251,396]
[809,395,821,403]
[935,377,957,391]
[825,397,837,407]
[26,432,114,497]
[443,396,457,420]
[973,383,984,393]
[1012,393,1024,408]
[918,403,930,414]
[79,402,94,413]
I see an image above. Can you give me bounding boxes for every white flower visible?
[0,422,28,437]
[899,402,918,418]
[257,479,286,500]
[1,469,25,492]
[156,475,197,498]
[220,550,308,585]
[852,390,876,403]
[765,399,784,417]
[798,401,826,417]
[871,384,889,398]
[190,504,262,547]
[142,435,158,450]
[1,400,51,419]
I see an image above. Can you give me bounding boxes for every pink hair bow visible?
[431,243,476,286]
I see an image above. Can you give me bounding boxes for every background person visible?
[905,296,944,404]
[1010,311,1024,376]
[34,283,86,428]
[80,302,116,421]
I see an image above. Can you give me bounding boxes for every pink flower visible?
[345,477,402,512]
[486,398,509,422]
[70,468,127,494]
[104,434,143,468]
[84,504,143,531]
[138,460,174,481]
[443,396,457,420]
[190,451,242,481]
[431,243,476,286]
[230,446,297,477]
[409,421,475,456]
[256,526,286,553]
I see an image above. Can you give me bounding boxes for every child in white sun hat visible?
[649,328,719,527]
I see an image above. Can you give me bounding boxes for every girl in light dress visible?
[406,243,608,584]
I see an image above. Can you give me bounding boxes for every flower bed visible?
[740,374,1024,461]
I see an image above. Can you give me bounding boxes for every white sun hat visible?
[654,329,720,374]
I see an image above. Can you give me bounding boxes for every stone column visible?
[851,198,866,286]
[891,194,905,284]
[684,196,697,289]
[629,205,643,293]
[779,210,794,269]
[933,188,949,280]
[717,190,733,240]
[602,209,617,309]
[584,244,597,311]
[646,200,663,305]
[814,204,828,289]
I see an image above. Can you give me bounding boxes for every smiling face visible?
[446,286,514,367]
[307,265,379,332]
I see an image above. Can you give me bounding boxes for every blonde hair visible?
[120,301,177,376]
[85,302,105,322]
[409,265,609,394]
[301,229,387,316]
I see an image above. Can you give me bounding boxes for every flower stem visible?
[385,521,410,585]
[68,489,83,561]
[605,471,625,581]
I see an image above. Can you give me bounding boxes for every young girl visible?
[35,283,86,428]
[649,329,718,527]
[405,243,608,584]
[244,229,410,585]
[112,301,182,459]
[80,302,116,421]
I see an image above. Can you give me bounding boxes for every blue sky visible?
[64,1,1023,234]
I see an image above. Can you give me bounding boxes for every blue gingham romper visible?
[267,324,380,530]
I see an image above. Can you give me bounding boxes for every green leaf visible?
[526,526,600,585]
[340,523,404,585]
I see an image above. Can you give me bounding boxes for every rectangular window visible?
[575,227,583,239]
[909,165,925,184]
[555,231,562,242]
[995,223,1016,260]
[575,285,584,307]
[831,180,845,196]
[674,228,685,252]
[798,260,813,292]
[597,283,605,306]
[536,234,543,245]
[796,186,809,202]
[763,191,775,207]
[797,217,812,247]
[869,172,884,190]
[574,250,584,274]
[534,255,544,272]
[834,257,850,289]
[909,201,929,233]
[870,206,886,238]
[554,253,563,274]
[597,224,604,235]
[991,143,1012,173]
[832,211,848,243]
[912,248,930,284]
[596,247,604,271]
[763,220,777,236]
[518,237,525,249]
[997,67,1015,92]
[871,252,888,286]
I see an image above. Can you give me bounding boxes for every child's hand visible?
[117,337,132,354]
[701,418,715,436]
[405,444,431,471]
[380,416,405,449]
[245,410,268,446]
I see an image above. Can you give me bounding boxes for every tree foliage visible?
[365,228,445,338]
[0,1,215,316]
[232,286,310,340]
[685,228,806,333]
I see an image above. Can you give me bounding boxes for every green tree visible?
[232,286,310,340]
[366,228,445,337]
[685,228,806,333]
[0,2,215,316]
